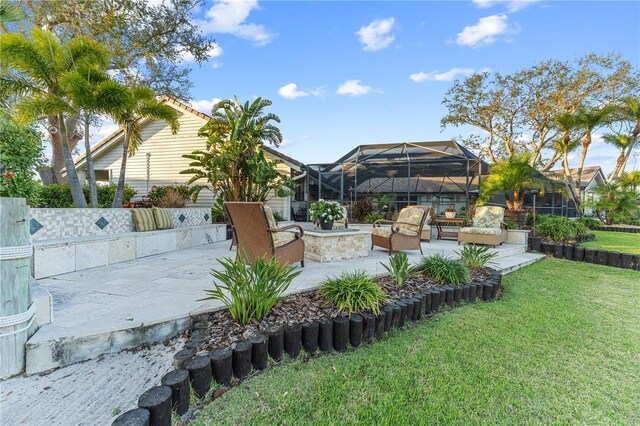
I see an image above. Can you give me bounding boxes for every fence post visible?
[0,197,34,379]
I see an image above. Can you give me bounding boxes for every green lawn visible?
[193,260,640,425]
[580,230,640,254]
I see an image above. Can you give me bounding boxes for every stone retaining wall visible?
[29,207,212,241]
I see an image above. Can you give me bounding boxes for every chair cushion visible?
[459,227,503,236]
[372,227,393,238]
[272,231,297,247]
[472,206,504,229]
[395,207,424,236]
[263,205,278,229]
[132,208,158,232]
[152,207,174,230]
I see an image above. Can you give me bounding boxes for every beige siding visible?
[88,110,292,212]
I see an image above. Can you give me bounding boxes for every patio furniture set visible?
[225,202,507,266]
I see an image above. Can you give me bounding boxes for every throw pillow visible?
[153,207,174,230]
[132,208,158,232]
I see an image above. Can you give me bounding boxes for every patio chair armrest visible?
[270,224,305,239]
[373,219,394,227]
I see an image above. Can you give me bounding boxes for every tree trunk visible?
[84,113,98,208]
[614,122,639,180]
[47,114,83,185]
[112,125,130,208]
[58,113,87,208]
[575,132,592,210]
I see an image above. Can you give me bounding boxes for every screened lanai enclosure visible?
[292,141,491,222]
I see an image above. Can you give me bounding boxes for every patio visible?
[26,237,542,374]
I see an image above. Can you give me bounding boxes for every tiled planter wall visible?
[30,208,212,241]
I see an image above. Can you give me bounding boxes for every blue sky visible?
[96,0,640,173]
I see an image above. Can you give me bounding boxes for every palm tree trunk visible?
[112,125,130,208]
[58,113,87,208]
[84,112,98,208]
[615,124,639,180]
[575,132,591,210]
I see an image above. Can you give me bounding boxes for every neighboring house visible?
[74,96,303,220]
[547,166,607,205]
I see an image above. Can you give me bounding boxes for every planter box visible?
[505,229,529,245]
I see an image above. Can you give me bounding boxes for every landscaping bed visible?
[188,268,493,353]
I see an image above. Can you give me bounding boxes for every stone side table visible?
[303,229,371,263]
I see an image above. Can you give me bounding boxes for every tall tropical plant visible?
[0,0,23,25]
[181,97,293,203]
[610,97,640,180]
[107,87,179,207]
[574,105,614,196]
[603,133,633,182]
[587,181,638,224]
[0,28,109,207]
[478,154,547,211]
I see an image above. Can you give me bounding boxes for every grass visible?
[581,230,640,254]
[192,260,640,425]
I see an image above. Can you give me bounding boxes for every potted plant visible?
[309,200,344,230]
[444,206,457,219]
[478,154,547,227]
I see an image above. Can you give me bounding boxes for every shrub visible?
[33,183,136,208]
[535,215,589,242]
[272,210,285,222]
[575,215,602,229]
[201,256,301,325]
[503,219,518,230]
[147,185,190,208]
[353,198,374,222]
[381,252,412,287]
[210,197,228,223]
[309,199,344,223]
[454,244,498,270]
[419,254,470,285]
[365,212,384,223]
[320,271,389,315]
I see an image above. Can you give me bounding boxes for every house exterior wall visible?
[82,110,293,219]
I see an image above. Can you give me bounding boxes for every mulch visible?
[194,268,493,353]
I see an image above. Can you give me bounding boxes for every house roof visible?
[546,166,605,189]
[74,96,303,170]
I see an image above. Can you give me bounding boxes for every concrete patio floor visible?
[25,238,542,374]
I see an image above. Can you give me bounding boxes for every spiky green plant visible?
[419,254,470,285]
[381,252,412,287]
[201,256,301,325]
[320,271,389,315]
[454,244,498,270]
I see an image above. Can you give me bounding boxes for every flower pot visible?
[319,219,334,230]
[444,211,456,219]
[529,237,542,252]
[504,209,528,227]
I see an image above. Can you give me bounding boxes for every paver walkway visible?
[2,239,540,425]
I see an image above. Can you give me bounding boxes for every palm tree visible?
[554,111,582,202]
[0,0,23,25]
[619,170,640,193]
[185,97,284,203]
[613,97,640,180]
[108,87,179,207]
[574,105,613,194]
[0,28,109,207]
[603,133,633,180]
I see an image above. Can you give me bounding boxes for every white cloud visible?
[456,14,518,47]
[472,0,540,13]
[190,98,222,115]
[409,67,477,82]
[196,0,274,46]
[279,139,294,148]
[336,80,373,96]
[180,45,223,62]
[356,17,396,51]
[278,83,325,99]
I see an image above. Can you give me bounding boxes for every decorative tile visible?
[204,213,210,222]
[95,217,109,230]
[179,214,186,223]
[30,218,43,235]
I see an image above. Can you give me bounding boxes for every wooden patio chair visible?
[371,206,427,255]
[224,202,306,267]
[457,206,506,247]
[415,205,434,241]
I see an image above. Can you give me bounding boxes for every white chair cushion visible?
[459,227,503,236]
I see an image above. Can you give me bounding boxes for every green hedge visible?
[32,184,136,208]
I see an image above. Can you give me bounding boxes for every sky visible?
[88,0,640,174]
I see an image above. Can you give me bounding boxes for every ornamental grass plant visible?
[454,244,498,270]
[419,254,470,285]
[320,270,389,315]
[381,252,412,287]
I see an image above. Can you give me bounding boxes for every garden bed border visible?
[111,270,503,425]
[591,226,640,234]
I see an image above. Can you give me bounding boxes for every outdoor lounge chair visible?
[457,206,506,247]
[224,202,305,267]
[415,205,434,241]
[371,206,427,254]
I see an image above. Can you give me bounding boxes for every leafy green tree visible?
[181,97,294,204]
[0,111,44,199]
[0,27,112,206]
[106,86,179,207]
[478,154,548,211]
